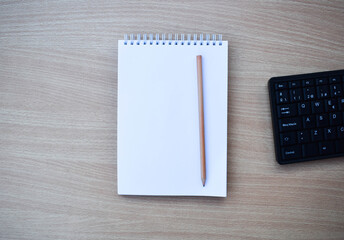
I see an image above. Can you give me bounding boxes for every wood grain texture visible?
[0,1,343,239]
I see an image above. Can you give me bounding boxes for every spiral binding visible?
[123,34,223,46]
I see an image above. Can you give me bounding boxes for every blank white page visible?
[118,38,228,197]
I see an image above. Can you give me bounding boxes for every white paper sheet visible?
[117,39,228,197]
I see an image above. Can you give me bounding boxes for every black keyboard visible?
[268,69,344,164]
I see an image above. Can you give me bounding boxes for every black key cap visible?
[317,85,330,98]
[277,104,297,118]
[280,132,297,146]
[282,145,302,160]
[329,112,342,125]
[337,126,344,138]
[276,90,289,104]
[330,84,342,97]
[311,100,324,113]
[316,114,329,127]
[298,130,310,143]
[298,102,311,115]
[311,129,323,141]
[316,78,328,85]
[325,99,337,112]
[303,87,316,100]
[303,115,316,128]
[302,143,319,157]
[303,79,314,87]
[335,140,344,153]
[289,81,301,88]
[324,127,337,140]
[329,76,341,84]
[275,82,288,90]
[290,89,303,102]
[319,142,335,155]
[279,118,301,132]
[339,98,344,110]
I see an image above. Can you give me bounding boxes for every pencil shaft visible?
[196,55,206,187]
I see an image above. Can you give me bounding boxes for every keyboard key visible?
[277,104,297,118]
[339,98,344,110]
[329,76,341,84]
[335,140,344,153]
[289,81,301,88]
[316,114,329,127]
[311,100,324,113]
[303,79,314,87]
[316,78,328,85]
[319,142,335,155]
[302,143,319,157]
[282,145,302,160]
[330,84,342,97]
[303,115,316,128]
[338,126,344,138]
[279,118,301,132]
[325,99,337,112]
[311,129,323,141]
[303,87,316,100]
[317,85,330,98]
[290,89,303,102]
[276,90,289,104]
[324,127,337,140]
[298,102,311,115]
[275,82,288,90]
[329,112,342,125]
[280,132,297,146]
[298,130,310,143]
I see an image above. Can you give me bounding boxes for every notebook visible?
[117,34,228,197]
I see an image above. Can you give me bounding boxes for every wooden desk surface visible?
[1,1,343,239]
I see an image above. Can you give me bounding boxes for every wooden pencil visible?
[196,55,206,187]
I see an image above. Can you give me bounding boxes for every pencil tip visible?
[203,184,205,187]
